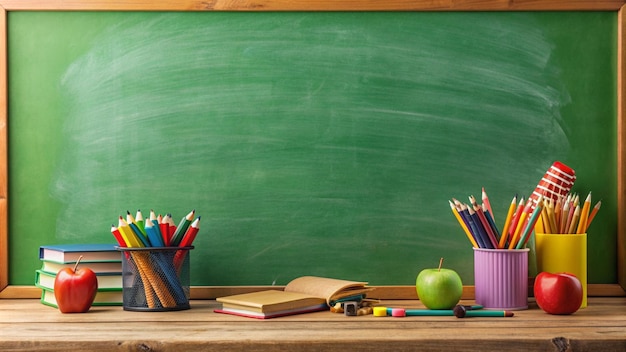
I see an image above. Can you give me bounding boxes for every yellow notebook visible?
[215,276,372,319]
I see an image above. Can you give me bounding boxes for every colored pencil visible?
[506,198,526,245]
[166,214,177,237]
[174,217,201,270]
[559,198,570,233]
[473,203,498,249]
[145,219,165,247]
[178,217,201,248]
[483,205,501,245]
[564,201,576,234]
[127,211,150,247]
[135,209,147,236]
[118,216,143,248]
[449,200,478,248]
[170,210,196,246]
[546,199,558,234]
[481,187,494,220]
[149,209,160,228]
[516,197,544,249]
[458,202,487,248]
[540,205,551,234]
[111,224,127,247]
[159,214,170,246]
[496,195,516,248]
[567,205,580,235]
[586,200,602,231]
[576,192,592,234]
[467,206,493,249]
[508,208,529,250]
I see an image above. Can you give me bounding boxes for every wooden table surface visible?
[1,297,626,351]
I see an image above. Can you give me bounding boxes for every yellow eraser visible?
[373,306,388,317]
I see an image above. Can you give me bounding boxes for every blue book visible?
[39,243,120,263]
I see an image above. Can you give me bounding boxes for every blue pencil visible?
[483,206,502,247]
[458,204,485,248]
[467,206,493,249]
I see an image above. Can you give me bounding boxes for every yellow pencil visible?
[540,205,551,233]
[554,196,562,229]
[577,192,592,234]
[508,209,529,250]
[546,199,558,234]
[118,216,143,248]
[506,197,526,244]
[449,200,478,248]
[498,196,517,248]
[536,213,545,233]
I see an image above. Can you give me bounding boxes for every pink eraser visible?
[391,308,406,317]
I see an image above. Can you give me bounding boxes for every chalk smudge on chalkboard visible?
[54,12,571,285]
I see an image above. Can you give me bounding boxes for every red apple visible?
[54,255,98,313]
[534,271,582,315]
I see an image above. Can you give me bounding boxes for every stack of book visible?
[35,243,124,308]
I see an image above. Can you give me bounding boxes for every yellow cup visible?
[535,233,587,308]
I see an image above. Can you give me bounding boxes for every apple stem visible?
[73,255,84,272]
[438,257,444,272]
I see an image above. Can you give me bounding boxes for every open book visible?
[214,276,373,319]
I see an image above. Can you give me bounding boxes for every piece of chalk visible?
[391,308,406,317]
[373,306,388,317]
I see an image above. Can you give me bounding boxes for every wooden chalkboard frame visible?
[1,0,625,299]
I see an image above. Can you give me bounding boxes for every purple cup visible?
[474,248,529,310]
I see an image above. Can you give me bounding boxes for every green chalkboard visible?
[8,11,617,287]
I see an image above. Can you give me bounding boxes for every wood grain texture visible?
[1,297,625,351]
[0,8,6,293]
[618,6,626,291]
[1,283,623,299]
[0,0,624,11]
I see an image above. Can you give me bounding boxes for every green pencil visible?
[170,210,195,246]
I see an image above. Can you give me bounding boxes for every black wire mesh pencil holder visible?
[117,246,193,311]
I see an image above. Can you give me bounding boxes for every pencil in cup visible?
[450,194,545,250]
[128,251,177,309]
[538,192,600,235]
[119,247,193,311]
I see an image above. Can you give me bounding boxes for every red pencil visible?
[174,217,201,270]
[473,204,498,249]
[159,213,170,246]
[481,187,494,219]
[110,225,127,247]
[179,217,201,248]
[166,214,177,242]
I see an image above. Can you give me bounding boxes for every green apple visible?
[416,258,463,309]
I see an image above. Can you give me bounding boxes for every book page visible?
[284,276,371,305]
